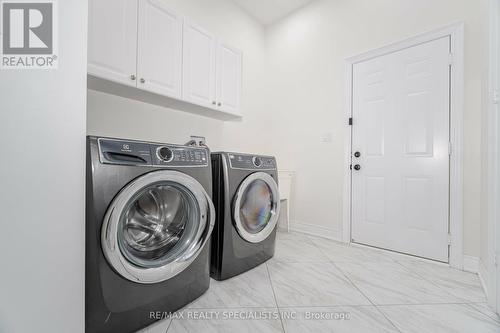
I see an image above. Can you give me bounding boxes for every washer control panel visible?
[228,153,277,170]
[98,138,208,167]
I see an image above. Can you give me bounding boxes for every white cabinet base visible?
[88,75,242,121]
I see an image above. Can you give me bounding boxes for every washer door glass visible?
[101,170,215,284]
[119,182,199,268]
[239,179,274,234]
[233,172,280,243]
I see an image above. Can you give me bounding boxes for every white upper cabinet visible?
[88,2,243,119]
[182,21,217,108]
[216,43,242,115]
[88,0,138,86]
[137,0,183,98]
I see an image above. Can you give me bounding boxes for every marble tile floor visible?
[140,231,498,333]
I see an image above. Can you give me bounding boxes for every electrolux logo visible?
[1,0,58,69]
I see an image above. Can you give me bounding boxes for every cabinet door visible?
[216,43,242,115]
[182,21,216,108]
[88,0,138,86]
[137,0,183,98]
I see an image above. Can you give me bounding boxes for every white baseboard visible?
[289,220,342,242]
[478,258,489,298]
[463,255,480,273]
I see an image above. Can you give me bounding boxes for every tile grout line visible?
[284,233,500,331]
[184,301,488,310]
[306,233,404,333]
[265,262,287,333]
[304,232,471,301]
[462,303,500,324]
[391,258,481,304]
[303,231,400,331]
[329,262,376,307]
[329,261,402,333]
[163,317,173,333]
[304,232,491,332]
[304,233,378,307]
[332,256,402,333]
[307,232,481,305]
[373,305,404,333]
[304,233,400,265]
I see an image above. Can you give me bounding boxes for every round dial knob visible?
[157,147,174,162]
[253,156,262,167]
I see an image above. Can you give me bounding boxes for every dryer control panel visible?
[98,138,208,167]
[228,153,277,170]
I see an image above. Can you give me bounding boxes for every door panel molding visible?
[343,22,464,269]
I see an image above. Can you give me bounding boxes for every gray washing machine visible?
[86,137,215,333]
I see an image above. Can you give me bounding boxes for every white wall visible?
[87,0,266,149]
[260,0,487,254]
[0,1,87,332]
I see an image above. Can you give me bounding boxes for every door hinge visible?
[349,117,353,126]
[448,142,452,156]
[447,233,452,245]
[448,53,453,66]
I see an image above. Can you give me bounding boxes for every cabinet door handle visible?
[140,78,145,84]
[217,102,222,106]
[130,74,136,81]
[212,101,216,105]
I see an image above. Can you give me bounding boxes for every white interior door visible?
[88,0,138,86]
[182,20,216,108]
[137,0,183,98]
[351,37,451,262]
[216,43,242,115]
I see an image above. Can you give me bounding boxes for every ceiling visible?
[233,0,316,26]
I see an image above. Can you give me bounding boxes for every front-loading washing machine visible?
[210,152,280,281]
[86,137,215,333]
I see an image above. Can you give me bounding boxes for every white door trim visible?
[487,0,500,313]
[342,22,465,269]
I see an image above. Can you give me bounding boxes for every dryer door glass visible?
[233,172,280,243]
[118,182,199,268]
[239,179,273,234]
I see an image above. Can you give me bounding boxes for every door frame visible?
[487,0,500,313]
[342,22,465,269]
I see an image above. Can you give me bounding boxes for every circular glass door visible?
[119,183,199,268]
[102,171,215,284]
[233,172,280,243]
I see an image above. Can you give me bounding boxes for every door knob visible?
[354,151,361,158]
[353,164,361,171]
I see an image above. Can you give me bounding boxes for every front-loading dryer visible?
[210,152,280,281]
[86,137,215,333]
